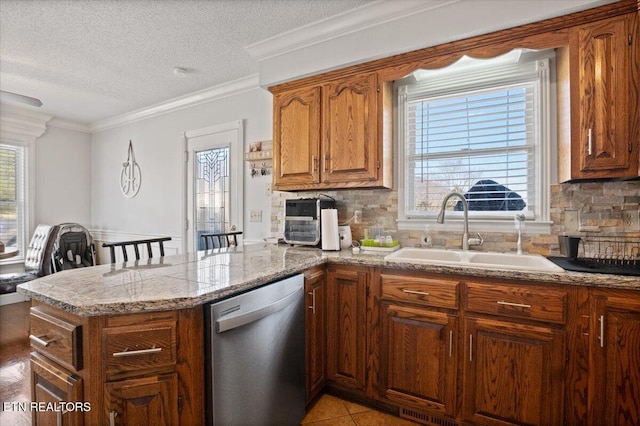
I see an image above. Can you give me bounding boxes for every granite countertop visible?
[17,244,639,316]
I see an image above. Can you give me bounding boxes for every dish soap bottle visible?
[420,225,432,248]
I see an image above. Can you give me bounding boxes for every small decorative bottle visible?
[420,225,432,248]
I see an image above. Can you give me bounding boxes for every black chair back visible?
[102,237,172,263]
[200,231,242,250]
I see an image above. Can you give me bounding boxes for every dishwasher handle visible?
[216,286,302,333]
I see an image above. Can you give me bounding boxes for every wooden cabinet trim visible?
[269,0,637,94]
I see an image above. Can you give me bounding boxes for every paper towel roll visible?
[321,209,340,251]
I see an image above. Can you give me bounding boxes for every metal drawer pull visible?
[308,290,316,314]
[497,301,531,309]
[469,334,473,362]
[587,128,593,156]
[598,314,604,348]
[110,411,117,426]
[403,289,430,296]
[449,330,453,358]
[29,334,57,347]
[112,347,162,357]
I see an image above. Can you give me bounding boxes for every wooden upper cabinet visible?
[322,73,379,184]
[271,72,392,190]
[564,13,639,180]
[273,86,321,189]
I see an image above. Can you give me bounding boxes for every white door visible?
[184,120,243,252]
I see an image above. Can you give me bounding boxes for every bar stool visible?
[200,231,242,250]
[102,237,172,263]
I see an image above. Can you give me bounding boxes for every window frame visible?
[396,50,557,234]
[0,139,33,265]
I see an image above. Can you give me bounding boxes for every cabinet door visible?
[273,86,321,189]
[463,318,565,425]
[326,265,367,393]
[589,293,640,426]
[31,352,84,426]
[304,267,326,403]
[105,373,178,426]
[575,15,635,177]
[379,302,457,416]
[322,73,379,184]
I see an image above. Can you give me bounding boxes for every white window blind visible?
[0,143,26,254]
[398,49,555,224]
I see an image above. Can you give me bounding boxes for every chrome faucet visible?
[436,192,483,251]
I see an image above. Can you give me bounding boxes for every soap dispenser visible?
[420,225,433,248]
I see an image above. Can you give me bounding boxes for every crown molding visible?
[48,117,91,133]
[244,0,461,61]
[90,74,260,133]
[0,103,53,143]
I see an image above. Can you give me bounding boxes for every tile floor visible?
[302,393,418,426]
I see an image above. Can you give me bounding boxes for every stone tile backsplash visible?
[271,180,640,256]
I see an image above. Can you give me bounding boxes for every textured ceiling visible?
[0,0,372,125]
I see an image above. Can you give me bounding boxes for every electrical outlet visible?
[564,209,579,233]
[354,210,362,224]
[623,210,639,231]
[250,210,262,222]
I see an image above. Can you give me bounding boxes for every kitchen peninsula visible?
[17,244,639,425]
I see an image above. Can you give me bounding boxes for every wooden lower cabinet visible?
[462,317,566,425]
[105,373,178,426]
[379,302,457,417]
[589,289,640,426]
[305,266,327,403]
[31,352,84,426]
[326,264,368,395]
[28,302,203,425]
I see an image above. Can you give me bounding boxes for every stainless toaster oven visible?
[284,198,336,246]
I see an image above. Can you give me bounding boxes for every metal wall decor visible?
[120,140,142,198]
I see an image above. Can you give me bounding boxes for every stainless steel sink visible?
[385,248,564,273]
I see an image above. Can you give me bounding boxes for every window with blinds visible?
[398,49,555,223]
[0,143,26,254]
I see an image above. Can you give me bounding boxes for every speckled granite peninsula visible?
[17,244,639,316]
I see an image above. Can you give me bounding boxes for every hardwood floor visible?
[0,301,31,426]
[0,301,417,425]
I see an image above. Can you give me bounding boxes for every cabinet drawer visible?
[103,321,176,375]
[381,274,459,309]
[465,281,567,324]
[30,307,82,370]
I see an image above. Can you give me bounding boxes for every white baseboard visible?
[0,292,29,306]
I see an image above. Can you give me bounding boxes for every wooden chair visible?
[102,237,172,263]
[200,231,242,250]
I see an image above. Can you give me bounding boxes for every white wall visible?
[35,125,92,226]
[90,87,273,249]
[256,0,616,87]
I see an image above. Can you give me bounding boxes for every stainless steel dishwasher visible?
[204,274,305,426]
